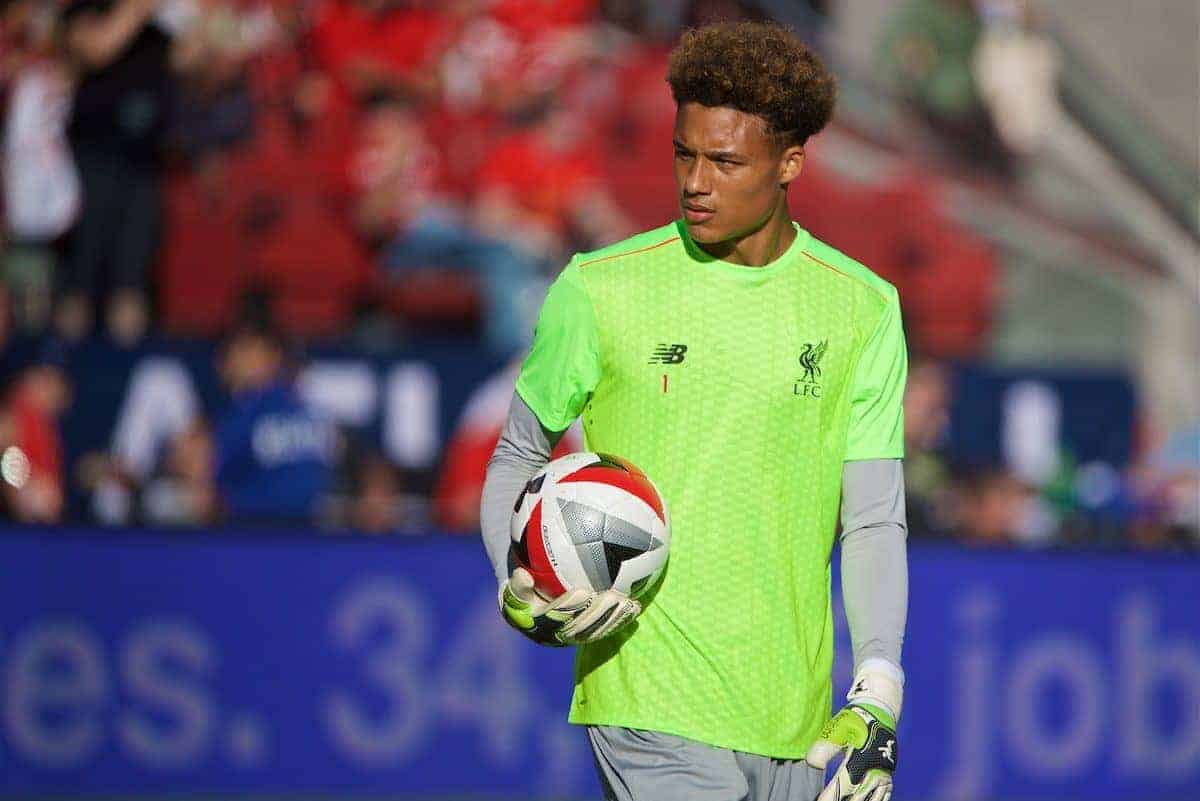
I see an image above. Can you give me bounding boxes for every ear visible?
[779,145,805,186]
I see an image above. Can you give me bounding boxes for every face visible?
[222,335,281,393]
[26,366,70,417]
[672,102,803,245]
[363,104,423,155]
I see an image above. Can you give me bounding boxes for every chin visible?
[684,220,725,244]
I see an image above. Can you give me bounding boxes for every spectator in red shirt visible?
[474,100,632,262]
[222,63,370,337]
[310,0,453,104]
[473,0,600,111]
[352,98,546,354]
[434,0,624,194]
[0,343,71,523]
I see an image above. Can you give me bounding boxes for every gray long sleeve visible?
[840,459,908,674]
[480,393,561,586]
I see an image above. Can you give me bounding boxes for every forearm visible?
[480,393,558,586]
[840,459,908,675]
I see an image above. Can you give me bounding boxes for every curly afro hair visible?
[667,21,837,148]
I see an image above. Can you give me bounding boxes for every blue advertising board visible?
[0,530,1196,800]
[948,364,1136,469]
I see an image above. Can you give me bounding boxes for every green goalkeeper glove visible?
[498,567,640,647]
[806,660,904,801]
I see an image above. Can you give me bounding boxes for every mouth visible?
[682,203,715,224]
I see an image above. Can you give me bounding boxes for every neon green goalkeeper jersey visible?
[515,220,907,758]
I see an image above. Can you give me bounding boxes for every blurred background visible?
[0,0,1196,799]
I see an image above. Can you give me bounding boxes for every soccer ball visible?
[510,452,670,602]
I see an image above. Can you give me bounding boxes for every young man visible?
[481,22,907,801]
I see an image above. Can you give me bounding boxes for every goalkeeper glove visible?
[498,567,640,647]
[806,660,904,801]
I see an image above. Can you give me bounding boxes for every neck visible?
[698,194,796,267]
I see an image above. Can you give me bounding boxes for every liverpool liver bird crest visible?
[798,340,828,384]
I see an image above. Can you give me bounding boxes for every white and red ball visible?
[510,452,670,601]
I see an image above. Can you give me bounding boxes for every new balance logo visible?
[648,344,688,364]
[879,739,895,765]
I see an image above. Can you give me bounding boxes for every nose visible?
[683,158,711,198]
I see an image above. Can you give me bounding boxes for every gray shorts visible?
[587,725,825,801]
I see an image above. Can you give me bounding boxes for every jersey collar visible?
[678,220,812,280]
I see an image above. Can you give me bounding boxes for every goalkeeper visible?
[481,21,908,801]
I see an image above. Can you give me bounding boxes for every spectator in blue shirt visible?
[214,320,332,525]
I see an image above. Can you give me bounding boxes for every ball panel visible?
[510,472,541,545]
[511,472,546,515]
[556,497,608,544]
[602,541,645,584]
[559,465,666,523]
[553,481,665,544]
[511,495,533,545]
[604,502,657,552]
[538,491,598,593]
[522,500,567,598]
[643,472,671,532]
[556,496,663,591]
[575,539,613,591]
[539,451,601,484]
[611,544,669,596]
[592,453,638,474]
[511,521,530,569]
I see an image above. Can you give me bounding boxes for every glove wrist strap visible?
[847,657,905,723]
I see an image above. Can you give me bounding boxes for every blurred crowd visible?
[901,360,1198,551]
[876,0,1063,177]
[0,0,676,350]
[0,0,1194,549]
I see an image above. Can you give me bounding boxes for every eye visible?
[674,149,692,161]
